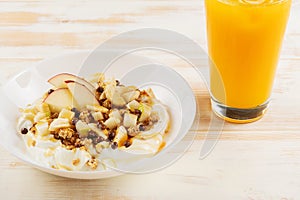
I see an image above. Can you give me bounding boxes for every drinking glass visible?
[205,0,292,123]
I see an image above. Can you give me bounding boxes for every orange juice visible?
[206,0,291,109]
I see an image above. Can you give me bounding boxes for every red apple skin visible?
[48,73,96,94]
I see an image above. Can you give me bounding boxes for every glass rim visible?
[215,0,291,6]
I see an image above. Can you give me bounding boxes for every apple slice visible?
[43,88,75,113]
[66,81,100,109]
[48,73,96,93]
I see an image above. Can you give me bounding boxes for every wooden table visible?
[1,1,300,199]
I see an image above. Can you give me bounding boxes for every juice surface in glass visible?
[206,0,291,109]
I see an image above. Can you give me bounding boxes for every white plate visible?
[0,51,196,179]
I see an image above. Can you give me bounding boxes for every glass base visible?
[211,98,269,123]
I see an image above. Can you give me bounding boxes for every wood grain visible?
[0,0,300,199]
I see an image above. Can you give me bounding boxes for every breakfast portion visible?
[17,73,170,171]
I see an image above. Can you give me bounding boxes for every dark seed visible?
[96,86,104,93]
[48,89,54,94]
[139,125,145,131]
[111,142,118,150]
[71,108,80,118]
[97,122,107,130]
[108,132,115,141]
[88,113,95,123]
[21,128,28,135]
[54,134,60,140]
[115,80,120,86]
[75,143,82,148]
[124,141,131,148]
[103,113,109,120]
[71,118,79,125]
[99,99,105,104]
